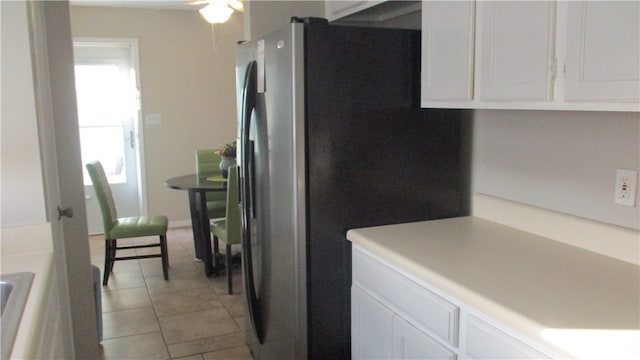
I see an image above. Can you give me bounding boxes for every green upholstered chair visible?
[86,161,169,285]
[211,165,241,294]
[196,149,226,219]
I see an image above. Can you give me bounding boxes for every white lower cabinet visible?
[352,246,557,359]
[24,268,65,359]
[464,314,551,359]
[393,316,457,360]
[352,285,393,359]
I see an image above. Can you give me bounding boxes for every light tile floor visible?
[89,227,251,360]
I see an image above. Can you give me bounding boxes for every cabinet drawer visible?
[353,248,459,347]
[465,314,551,359]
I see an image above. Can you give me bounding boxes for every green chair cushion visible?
[109,215,168,239]
[211,219,227,239]
[211,218,241,246]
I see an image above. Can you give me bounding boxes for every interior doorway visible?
[73,39,145,234]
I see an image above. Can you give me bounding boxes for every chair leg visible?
[212,235,221,276]
[226,243,232,294]
[109,239,117,274]
[160,234,169,281]
[103,239,112,285]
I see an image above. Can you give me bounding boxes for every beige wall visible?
[70,6,243,223]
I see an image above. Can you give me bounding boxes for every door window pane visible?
[75,64,131,126]
[75,63,130,185]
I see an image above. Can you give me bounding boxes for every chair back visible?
[226,165,241,245]
[196,149,222,176]
[196,149,226,204]
[86,161,118,237]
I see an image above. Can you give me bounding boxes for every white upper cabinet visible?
[564,1,640,103]
[476,1,556,102]
[420,0,640,111]
[421,1,475,101]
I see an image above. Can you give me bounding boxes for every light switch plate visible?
[614,169,637,206]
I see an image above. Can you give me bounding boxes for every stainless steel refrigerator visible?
[235,18,470,360]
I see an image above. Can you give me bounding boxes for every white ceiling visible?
[70,0,201,11]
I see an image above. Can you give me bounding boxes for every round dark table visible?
[165,173,226,276]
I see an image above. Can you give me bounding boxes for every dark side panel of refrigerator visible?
[303,22,471,359]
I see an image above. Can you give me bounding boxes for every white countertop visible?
[347,216,640,359]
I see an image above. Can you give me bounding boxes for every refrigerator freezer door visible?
[237,22,307,360]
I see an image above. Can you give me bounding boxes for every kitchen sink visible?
[0,272,34,359]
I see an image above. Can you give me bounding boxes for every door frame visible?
[73,37,148,222]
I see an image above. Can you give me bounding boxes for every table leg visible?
[187,190,203,260]
[195,190,216,276]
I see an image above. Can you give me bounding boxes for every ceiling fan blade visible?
[185,0,209,6]
[228,0,244,12]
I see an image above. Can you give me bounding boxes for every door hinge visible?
[550,57,558,81]
[135,88,142,111]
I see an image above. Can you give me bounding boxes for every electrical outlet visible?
[614,169,638,206]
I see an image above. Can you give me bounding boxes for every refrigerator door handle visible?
[239,60,265,344]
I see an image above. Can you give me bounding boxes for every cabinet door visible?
[421,1,475,102]
[351,286,393,359]
[393,316,457,360]
[465,314,552,359]
[564,1,640,102]
[477,1,556,101]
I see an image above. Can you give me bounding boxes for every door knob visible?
[57,206,74,220]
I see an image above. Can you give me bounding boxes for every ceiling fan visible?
[187,0,244,24]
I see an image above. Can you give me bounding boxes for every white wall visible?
[473,110,640,230]
[1,1,47,227]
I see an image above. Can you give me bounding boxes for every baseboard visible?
[168,219,192,229]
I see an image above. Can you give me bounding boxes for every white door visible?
[28,1,100,357]
[73,41,143,234]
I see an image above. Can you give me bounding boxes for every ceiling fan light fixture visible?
[228,0,244,12]
[199,2,233,24]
